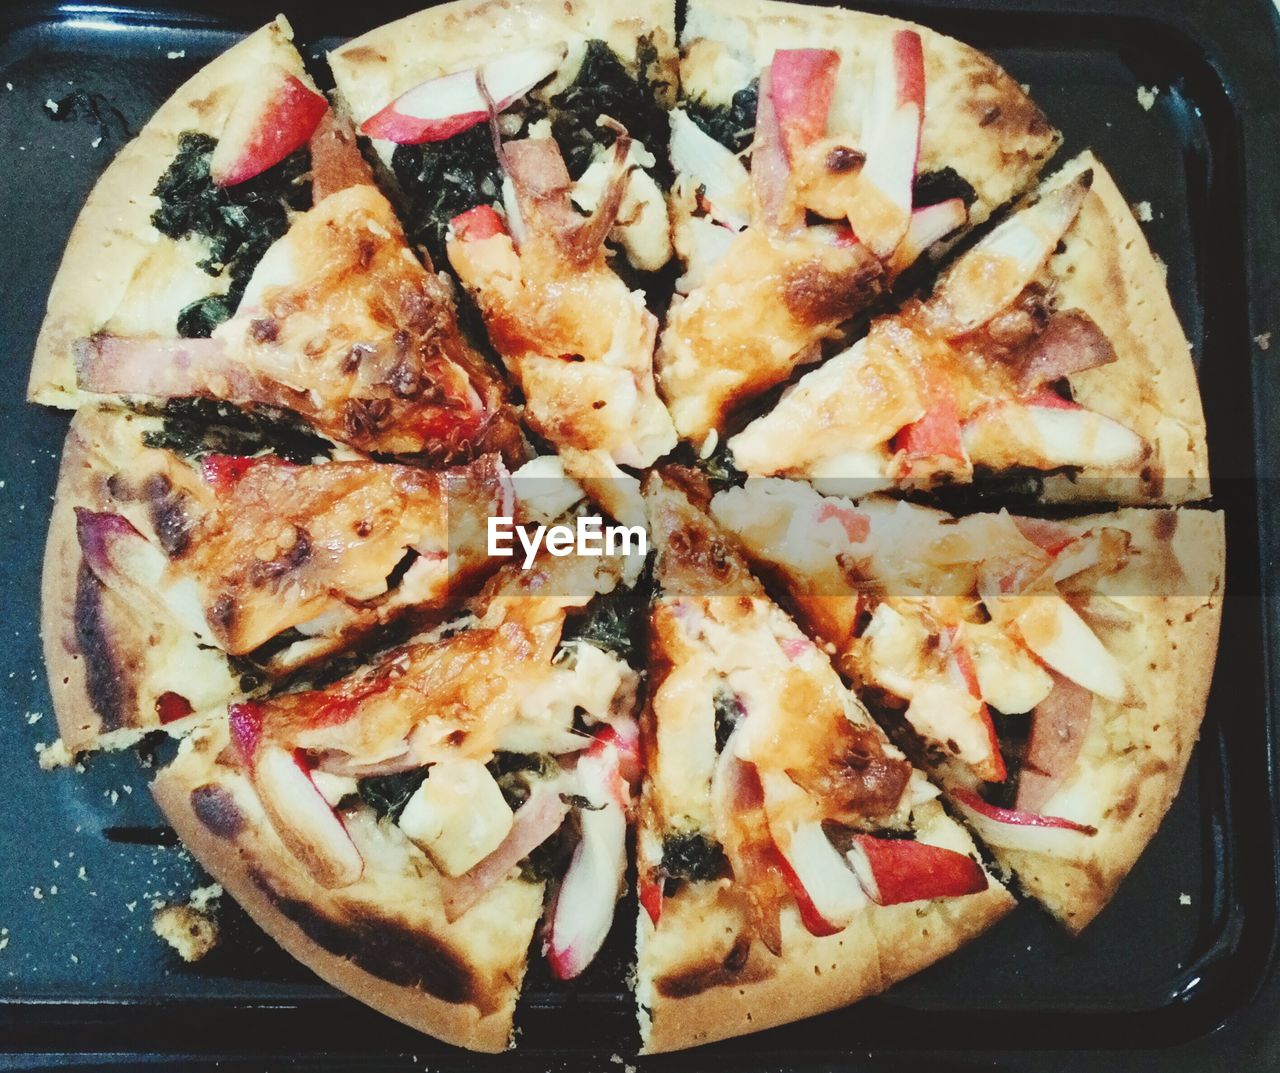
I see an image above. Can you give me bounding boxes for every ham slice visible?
[1016,672,1093,813]
[309,110,374,204]
[1017,310,1118,392]
[441,782,570,922]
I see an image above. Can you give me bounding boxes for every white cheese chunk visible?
[398,760,514,877]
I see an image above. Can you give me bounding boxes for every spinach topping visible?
[390,123,502,271]
[519,817,575,883]
[560,576,649,665]
[357,768,429,822]
[151,132,311,337]
[712,686,745,752]
[685,79,759,155]
[488,752,558,811]
[548,38,672,184]
[912,166,978,210]
[660,831,727,883]
[139,397,332,464]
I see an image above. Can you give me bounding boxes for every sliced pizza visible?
[729,152,1209,504]
[657,0,1061,444]
[44,406,510,753]
[635,471,1012,1051]
[329,0,679,517]
[153,550,642,1051]
[712,478,1224,930]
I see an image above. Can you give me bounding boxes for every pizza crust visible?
[152,720,543,1053]
[990,508,1225,931]
[636,820,1013,1053]
[680,0,1060,225]
[41,408,236,753]
[28,17,310,408]
[1038,152,1210,503]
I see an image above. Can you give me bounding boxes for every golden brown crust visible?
[41,409,235,753]
[679,0,1060,224]
[153,722,542,1053]
[637,868,1013,1053]
[992,508,1225,931]
[1038,152,1210,504]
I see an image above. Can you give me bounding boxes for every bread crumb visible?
[1254,332,1271,351]
[167,49,186,59]
[152,904,218,963]
[35,739,73,770]
[44,98,58,115]
[1133,201,1153,223]
[25,711,42,726]
[1179,892,1192,906]
[1137,86,1159,111]
[32,888,42,901]
[188,884,223,912]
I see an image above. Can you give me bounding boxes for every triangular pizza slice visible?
[635,471,1012,1051]
[330,0,681,522]
[657,0,1061,444]
[712,478,1224,930]
[44,406,509,753]
[153,551,643,1051]
[729,152,1209,504]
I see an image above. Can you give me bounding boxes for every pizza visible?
[26,0,1223,1056]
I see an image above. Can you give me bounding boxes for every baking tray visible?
[1,0,1279,1068]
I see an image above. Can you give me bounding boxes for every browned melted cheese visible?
[218,185,519,462]
[448,229,674,468]
[659,229,883,440]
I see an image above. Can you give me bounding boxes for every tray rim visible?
[1,0,1279,1068]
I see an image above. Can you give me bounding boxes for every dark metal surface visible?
[1,0,1278,1068]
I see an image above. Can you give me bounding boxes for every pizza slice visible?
[329,0,680,518]
[32,18,522,464]
[152,551,642,1052]
[657,0,1061,445]
[44,406,510,753]
[711,478,1225,930]
[634,471,1012,1052]
[729,152,1209,504]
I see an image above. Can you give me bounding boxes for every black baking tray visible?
[2,0,1280,1069]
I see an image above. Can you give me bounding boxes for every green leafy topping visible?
[518,819,573,883]
[685,79,759,155]
[559,579,648,664]
[660,831,726,882]
[391,124,502,271]
[713,686,744,752]
[152,131,311,337]
[139,398,332,464]
[357,768,429,821]
[548,38,672,183]
[487,752,558,811]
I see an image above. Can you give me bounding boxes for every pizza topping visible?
[776,819,868,932]
[155,691,195,725]
[546,730,633,979]
[151,132,311,338]
[397,759,515,877]
[441,781,572,921]
[928,173,1092,337]
[210,63,329,187]
[889,197,969,275]
[1007,594,1127,701]
[1016,673,1093,813]
[669,108,751,231]
[962,399,1146,471]
[950,786,1096,852]
[252,744,365,887]
[684,79,759,155]
[845,834,988,905]
[361,45,566,145]
[307,109,373,204]
[1016,310,1118,392]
